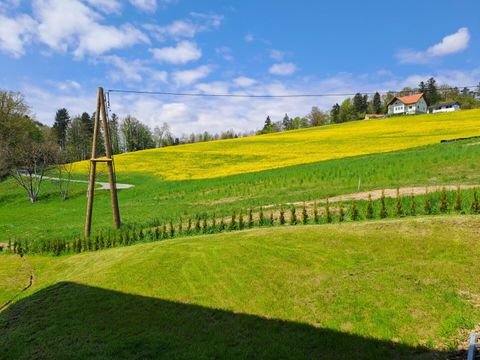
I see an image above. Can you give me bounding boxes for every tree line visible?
[259,78,480,133]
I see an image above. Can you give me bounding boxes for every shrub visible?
[202,218,208,233]
[187,218,192,233]
[269,211,274,226]
[259,207,265,226]
[239,209,245,230]
[423,189,432,215]
[195,218,201,233]
[248,208,254,228]
[229,211,237,231]
[170,221,175,237]
[471,188,479,214]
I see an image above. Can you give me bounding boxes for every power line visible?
[107,84,479,99]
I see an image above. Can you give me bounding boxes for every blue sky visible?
[0,0,479,134]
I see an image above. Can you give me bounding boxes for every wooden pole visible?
[85,87,121,238]
[100,90,121,228]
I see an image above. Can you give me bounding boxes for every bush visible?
[379,190,387,219]
[454,186,462,212]
[313,201,319,224]
[279,207,286,225]
[395,188,402,217]
[409,193,416,216]
[350,201,359,221]
[325,199,332,223]
[302,203,308,224]
[366,194,374,219]
[439,187,448,213]
[290,205,297,225]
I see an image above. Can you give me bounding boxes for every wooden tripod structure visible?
[85,87,121,238]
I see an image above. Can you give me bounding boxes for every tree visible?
[330,103,340,123]
[426,77,439,105]
[338,98,355,123]
[120,115,154,152]
[307,107,329,126]
[282,113,292,130]
[52,108,70,149]
[109,113,120,154]
[372,92,382,114]
[258,116,275,134]
[153,122,174,148]
[65,116,90,161]
[352,93,365,118]
[418,81,427,95]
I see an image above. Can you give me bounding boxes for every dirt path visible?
[41,176,134,190]
[265,184,479,209]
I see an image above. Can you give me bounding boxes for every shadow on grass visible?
[0,282,449,359]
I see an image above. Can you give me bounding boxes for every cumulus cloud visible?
[397,27,470,64]
[85,0,122,14]
[269,62,297,76]
[0,0,148,58]
[173,65,211,86]
[151,41,201,64]
[0,14,37,57]
[103,55,168,84]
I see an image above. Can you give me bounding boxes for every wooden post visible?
[85,87,121,238]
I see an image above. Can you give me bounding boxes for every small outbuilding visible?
[428,101,461,114]
[364,114,385,119]
[387,93,428,115]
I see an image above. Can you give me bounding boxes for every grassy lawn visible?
[0,255,31,307]
[1,138,480,245]
[1,216,479,359]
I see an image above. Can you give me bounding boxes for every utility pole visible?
[85,87,121,238]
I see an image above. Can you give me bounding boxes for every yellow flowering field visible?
[73,109,480,181]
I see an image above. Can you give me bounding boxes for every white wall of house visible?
[431,104,461,113]
[388,97,428,115]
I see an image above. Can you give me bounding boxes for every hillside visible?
[1,217,479,359]
[73,109,480,180]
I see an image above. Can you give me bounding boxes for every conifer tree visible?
[339,204,345,222]
[302,203,308,224]
[313,201,319,224]
[350,201,359,221]
[230,212,237,231]
[248,208,254,228]
[325,199,332,223]
[439,187,449,213]
[471,188,479,214]
[409,193,416,216]
[239,209,244,230]
[259,207,265,226]
[379,190,387,219]
[454,186,462,212]
[366,194,374,219]
[395,188,402,217]
[423,189,432,215]
[279,207,285,225]
[290,205,297,225]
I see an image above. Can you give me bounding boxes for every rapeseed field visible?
[75,109,480,181]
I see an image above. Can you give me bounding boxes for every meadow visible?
[1,217,479,359]
[1,136,480,245]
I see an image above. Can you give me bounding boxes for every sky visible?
[0,0,479,135]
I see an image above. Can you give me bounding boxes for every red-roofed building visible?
[387,93,428,115]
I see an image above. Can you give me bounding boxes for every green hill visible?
[1,216,479,359]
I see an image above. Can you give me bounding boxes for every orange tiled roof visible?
[388,93,424,106]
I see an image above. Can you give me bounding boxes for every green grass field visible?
[1,137,480,244]
[1,217,479,359]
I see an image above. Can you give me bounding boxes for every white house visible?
[387,93,428,115]
[428,101,461,113]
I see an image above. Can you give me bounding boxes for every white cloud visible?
[397,27,470,64]
[215,46,233,61]
[244,34,254,42]
[129,0,157,12]
[145,13,223,42]
[0,0,149,59]
[270,49,285,61]
[269,62,297,76]
[195,81,229,94]
[151,41,201,64]
[85,0,122,14]
[234,77,256,87]
[0,14,37,57]
[173,65,211,86]
[103,55,169,84]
